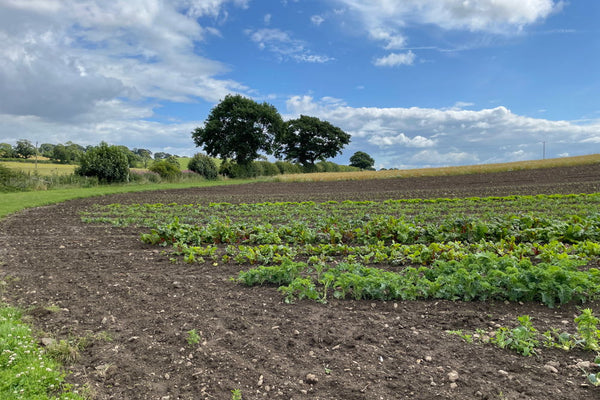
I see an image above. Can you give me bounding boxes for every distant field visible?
[0,161,76,176]
[2,153,599,181]
[273,153,600,182]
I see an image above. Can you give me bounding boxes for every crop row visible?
[81,193,600,228]
[140,213,600,247]
[83,193,600,307]
[234,255,599,308]
[167,239,600,267]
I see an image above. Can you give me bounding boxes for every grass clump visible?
[0,305,84,399]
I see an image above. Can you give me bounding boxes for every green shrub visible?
[275,161,302,174]
[219,161,259,178]
[0,164,28,191]
[218,160,235,178]
[75,142,130,183]
[149,160,182,180]
[255,161,280,176]
[188,153,218,180]
[316,161,341,172]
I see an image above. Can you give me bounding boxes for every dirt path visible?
[1,164,600,400]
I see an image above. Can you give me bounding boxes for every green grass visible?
[0,305,85,399]
[0,180,252,220]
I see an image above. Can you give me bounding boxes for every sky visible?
[0,0,599,169]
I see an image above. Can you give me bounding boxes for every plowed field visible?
[2,164,600,399]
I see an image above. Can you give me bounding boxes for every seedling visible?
[186,329,201,346]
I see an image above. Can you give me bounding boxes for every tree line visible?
[0,139,177,168]
[1,95,375,184]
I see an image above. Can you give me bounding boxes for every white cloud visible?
[285,95,600,168]
[335,0,560,34]
[0,0,248,122]
[369,133,435,148]
[333,0,561,61]
[410,149,478,165]
[311,15,325,26]
[264,13,272,25]
[373,51,416,67]
[246,28,334,63]
[368,28,406,50]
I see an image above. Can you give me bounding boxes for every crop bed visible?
[1,163,600,399]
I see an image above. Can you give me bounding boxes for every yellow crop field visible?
[273,153,600,183]
[0,161,77,176]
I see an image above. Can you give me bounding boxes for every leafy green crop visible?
[85,193,600,307]
[491,315,539,356]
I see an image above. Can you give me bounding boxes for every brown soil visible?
[2,164,600,400]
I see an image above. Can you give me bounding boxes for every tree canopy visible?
[14,139,36,159]
[191,94,284,165]
[349,151,375,170]
[280,115,350,168]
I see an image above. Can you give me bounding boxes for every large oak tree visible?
[280,115,350,168]
[192,94,284,165]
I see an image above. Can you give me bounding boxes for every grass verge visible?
[0,179,253,220]
[0,305,85,399]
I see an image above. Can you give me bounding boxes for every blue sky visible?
[0,0,599,169]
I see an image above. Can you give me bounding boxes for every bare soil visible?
[2,164,600,400]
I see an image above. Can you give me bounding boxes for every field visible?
[1,163,600,399]
[0,161,77,176]
[274,153,600,182]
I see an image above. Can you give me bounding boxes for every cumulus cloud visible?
[333,0,561,61]
[369,133,435,148]
[373,51,415,67]
[335,0,560,34]
[286,95,600,168]
[0,0,248,122]
[246,28,333,63]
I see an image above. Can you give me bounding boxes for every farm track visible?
[1,163,600,399]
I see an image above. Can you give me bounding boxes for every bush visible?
[188,153,218,180]
[75,142,130,183]
[0,164,28,192]
[255,161,280,176]
[316,161,341,172]
[149,160,181,181]
[275,161,302,174]
[218,161,266,178]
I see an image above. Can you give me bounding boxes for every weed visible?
[446,330,474,343]
[491,315,539,356]
[231,388,243,400]
[588,355,600,386]
[186,329,201,346]
[574,308,600,351]
[45,338,81,364]
[542,328,575,350]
